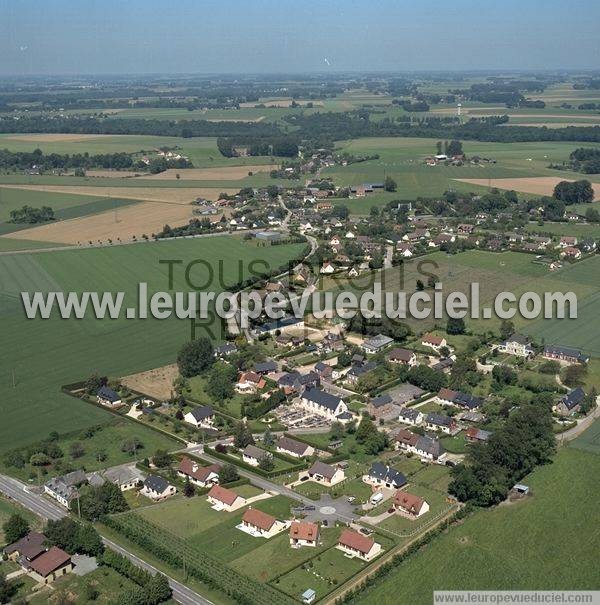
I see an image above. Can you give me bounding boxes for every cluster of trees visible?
[553,179,595,205]
[9,205,55,224]
[568,148,600,174]
[436,139,464,156]
[101,549,172,605]
[355,416,388,454]
[0,148,139,172]
[449,404,555,506]
[45,517,104,557]
[177,337,215,378]
[216,136,298,157]
[2,513,30,544]
[242,389,286,420]
[72,481,129,521]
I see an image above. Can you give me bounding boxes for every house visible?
[314,361,334,380]
[184,405,215,429]
[4,532,47,563]
[431,357,454,373]
[498,333,534,357]
[215,343,238,357]
[290,521,319,548]
[320,262,336,274]
[543,344,589,364]
[102,466,146,491]
[26,546,73,585]
[304,460,345,486]
[235,371,264,394]
[561,246,582,260]
[436,388,482,410]
[276,436,314,459]
[425,413,457,435]
[336,529,381,561]
[96,385,122,407]
[465,427,492,442]
[363,462,407,490]
[393,491,429,519]
[140,475,176,501]
[361,334,394,354]
[397,407,424,426]
[278,371,320,394]
[559,236,577,248]
[346,361,377,385]
[44,470,87,507]
[457,224,475,235]
[387,347,417,366]
[301,589,317,604]
[421,333,447,351]
[580,239,597,253]
[178,457,220,487]
[396,242,414,257]
[393,429,444,461]
[555,387,586,416]
[207,485,246,512]
[300,387,349,421]
[367,393,399,419]
[254,360,278,375]
[239,508,286,538]
[242,444,272,467]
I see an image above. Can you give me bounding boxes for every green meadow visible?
[0,236,306,451]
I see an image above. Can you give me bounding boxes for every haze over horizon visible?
[1,0,599,76]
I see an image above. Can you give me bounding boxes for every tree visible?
[499,319,515,340]
[77,523,104,556]
[553,179,594,205]
[446,140,463,156]
[355,416,378,444]
[220,463,239,483]
[69,441,85,459]
[146,573,172,604]
[177,337,214,378]
[262,427,274,447]
[120,438,143,457]
[233,422,255,449]
[206,362,236,400]
[384,176,397,192]
[564,363,588,387]
[416,279,425,291]
[73,482,128,521]
[258,455,274,471]
[152,449,173,468]
[0,571,16,604]
[183,477,195,498]
[2,513,30,544]
[447,317,466,335]
[492,364,517,386]
[84,372,106,394]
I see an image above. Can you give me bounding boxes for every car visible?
[300,475,310,481]
[304,505,316,511]
[347,496,355,503]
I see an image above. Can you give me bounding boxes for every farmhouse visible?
[102,465,146,491]
[543,344,589,364]
[207,485,246,512]
[304,460,345,486]
[276,435,315,458]
[363,462,407,490]
[289,521,320,548]
[299,387,349,421]
[561,246,582,260]
[361,334,394,354]
[96,385,122,407]
[140,475,176,501]
[421,333,447,351]
[436,388,482,410]
[177,456,220,487]
[425,413,457,435]
[336,529,381,562]
[242,444,272,467]
[239,508,286,538]
[498,333,534,357]
[559,236,577,248]
[184,405,215,429]
[26,546,73,585]
[44,470,87,507]
[387,347,417,366]
[393,491,429,519]
[397,407,424,426]
[555,387,586,416]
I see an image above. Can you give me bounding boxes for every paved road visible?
[0,473,211,605]
[558,400,600,443]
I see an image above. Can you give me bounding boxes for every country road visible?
[0,473,212,605]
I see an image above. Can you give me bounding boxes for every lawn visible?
[570,417,600,455]
[350,447,600,604]
[0,418,180,483]
[273,544,371,602]
[0,236,306,453]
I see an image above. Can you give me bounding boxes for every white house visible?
[397,407,423,426]
[336,529,381,562]
[421,333,447,351]
[289,521,320,548]
[497,333,534,357]
[184,405,215,429]
[299,387,349,421]
[242,444,272,467]
[177,457,220,487]
[276,436,315,459]
[239,508,287,539]
[393,491,430,518]
[362,462,407,490]
[303,460,345,486]
[207,485,246,512]
[140,475,176,501]
[97,385,122,408]
[102,466,146,491]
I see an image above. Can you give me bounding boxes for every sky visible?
[0,0,599,75]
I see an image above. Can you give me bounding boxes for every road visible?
[558,400,600,443]
[0,473,211,605]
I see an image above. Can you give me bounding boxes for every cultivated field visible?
[121,364,180,400]
[143,164,278,180]
[4,133,117,143]
[455,176,600,200]
[0,236,306,451]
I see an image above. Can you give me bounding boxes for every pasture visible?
[0,236,306,451]
[350,447,600,605]
[570,418,600,455]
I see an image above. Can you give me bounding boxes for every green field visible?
[351,447,600,604]
[570,417,600,455]
[0,236,306,451]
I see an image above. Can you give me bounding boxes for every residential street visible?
[0,473,212,605]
